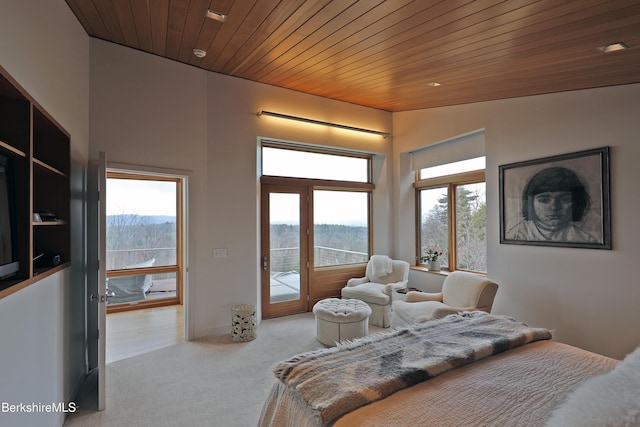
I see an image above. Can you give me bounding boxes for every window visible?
[313,190,369,267]
[105,172,183,310]
[416,158,486,273]
[262,142,373,268]
[262,144,369,182]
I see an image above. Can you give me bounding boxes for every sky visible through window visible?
[264,146,369,225]
[262,147,368,182]
[107,178,176,217]
[419,156,486,207]
[420,156,485,180]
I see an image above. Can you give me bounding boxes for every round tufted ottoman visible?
[312,298,372,346]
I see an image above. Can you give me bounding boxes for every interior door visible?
[261,184,308,318]
[87,151,107,410]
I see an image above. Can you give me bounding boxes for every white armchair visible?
[391,271,498,328]
[341,255,409,328]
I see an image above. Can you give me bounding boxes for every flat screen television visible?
[0,153,19,279]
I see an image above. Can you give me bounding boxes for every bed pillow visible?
[546,346,640,427]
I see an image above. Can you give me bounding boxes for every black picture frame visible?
[499,147,610,249]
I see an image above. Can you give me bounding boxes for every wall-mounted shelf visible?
[0,66,70,299]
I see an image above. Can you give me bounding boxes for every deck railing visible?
[106,248,176,271]
[270,246,367,273]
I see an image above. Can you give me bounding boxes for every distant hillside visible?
[270,223,368,252]
[107,214,176,226]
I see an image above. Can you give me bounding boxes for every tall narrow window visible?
[456,182,487,272]
[418,187,449,269]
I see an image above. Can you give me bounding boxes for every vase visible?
[427,260,441,271]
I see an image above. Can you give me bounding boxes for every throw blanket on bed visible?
[274,312,552,425]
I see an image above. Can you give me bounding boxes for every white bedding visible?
[259,340,618,426]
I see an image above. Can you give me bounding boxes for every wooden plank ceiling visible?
[65,0,640,112]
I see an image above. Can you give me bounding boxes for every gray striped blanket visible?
[274,312,552,425]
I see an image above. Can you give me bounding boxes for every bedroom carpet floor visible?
[64,312,386,427]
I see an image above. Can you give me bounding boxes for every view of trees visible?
[270,223,368,271]
[106,214,176,270]
[107,191,485,274]
[420,185,486,272]
[456,185,487,272]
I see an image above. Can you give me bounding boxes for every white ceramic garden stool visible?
[312,298,372,346]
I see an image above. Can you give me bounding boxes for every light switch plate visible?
[213,248,228,258]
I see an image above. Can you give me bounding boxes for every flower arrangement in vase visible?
[421,248,443,271]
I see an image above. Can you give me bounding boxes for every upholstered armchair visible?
[341,255,409,328]
[391,271,498,328]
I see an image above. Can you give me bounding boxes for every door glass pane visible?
[106,178,177,270]
[419,187,449,268]
[269,193,300,303]
[313,190,369,267]
[456,182,487,272]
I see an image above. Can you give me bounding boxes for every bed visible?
[258,312,640,427]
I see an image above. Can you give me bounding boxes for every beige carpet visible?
[64,312,385,427]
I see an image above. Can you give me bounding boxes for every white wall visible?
[89,39,209,340]
[394,84,640,359]
[89,40,393,338]
[0,0,90,426]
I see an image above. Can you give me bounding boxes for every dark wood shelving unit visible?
[0,66,71,299]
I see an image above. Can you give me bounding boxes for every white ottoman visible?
[312,298,372,346]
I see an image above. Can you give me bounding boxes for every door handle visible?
[263,255,268,271]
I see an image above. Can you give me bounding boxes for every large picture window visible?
[261,141,374,316]
[105,172,183,310]
[416,158,486,273]
[262,143,372,269]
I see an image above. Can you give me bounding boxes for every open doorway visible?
[105,170,186,362]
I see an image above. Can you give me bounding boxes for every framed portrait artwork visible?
[499,147,611,249]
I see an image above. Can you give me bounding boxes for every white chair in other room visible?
[341,255,409,328]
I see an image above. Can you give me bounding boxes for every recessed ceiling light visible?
[598,42,628,53]
[206,9,227,22]
[426,82,441,87]
[193,48,206,58]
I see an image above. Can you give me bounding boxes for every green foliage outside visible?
[421,185,486,272]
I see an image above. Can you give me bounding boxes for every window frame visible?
[260,141,374,270]
[415,169,486,273]
[105,171,184,313]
